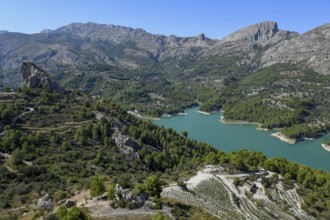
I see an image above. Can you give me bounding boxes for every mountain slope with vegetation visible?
[0,63,330,219]
[0,21,327,108]
[220,64,330,141]
[1,21,330,144]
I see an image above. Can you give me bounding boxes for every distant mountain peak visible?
[222,21,279,43]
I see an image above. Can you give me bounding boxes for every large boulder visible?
[21,61,64,92]
[115,184,146,208]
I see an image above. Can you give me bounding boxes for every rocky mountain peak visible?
[222,21,279,44]
[261,22,330,74]
[21,61,64,92]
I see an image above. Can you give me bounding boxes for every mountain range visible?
[1,21,330,132]
[1,21,329,75]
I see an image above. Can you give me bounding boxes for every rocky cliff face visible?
[201,21,298,70]
[222,21,280,44]
[261,23,330,74]
[21,61,64,92]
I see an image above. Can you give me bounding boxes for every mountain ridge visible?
[2,20,328,75]
[1,21,330,121]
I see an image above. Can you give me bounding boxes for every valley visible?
[1,21,330,144]
[0,20,330,219]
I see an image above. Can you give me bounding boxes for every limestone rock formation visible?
[21,61,64,91]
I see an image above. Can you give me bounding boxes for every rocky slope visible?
[261,23,330,74]
[1,21,329,82]
[0,22,217,72]
[203,21,299,69]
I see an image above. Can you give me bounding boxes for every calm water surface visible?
[154,106,330,172]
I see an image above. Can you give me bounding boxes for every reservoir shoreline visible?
[154,106,330,172]
[322,144,330,152]
[271,132,296,144]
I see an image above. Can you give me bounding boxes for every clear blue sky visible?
[0,0,329,39]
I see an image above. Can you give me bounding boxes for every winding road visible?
[0,107,35,137]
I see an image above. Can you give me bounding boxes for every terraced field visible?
[161,166,315,220]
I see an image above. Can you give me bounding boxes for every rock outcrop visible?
[21,61,64,92]
[112,130,140,159]
[115,184,146,208]
[36,194,54,212]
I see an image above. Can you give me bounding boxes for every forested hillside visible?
[0,64,330,219]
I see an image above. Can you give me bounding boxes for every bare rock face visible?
[210,21,297,54]
[21,61,63,91]
[202,21,298,70]
[222,21,279,44]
